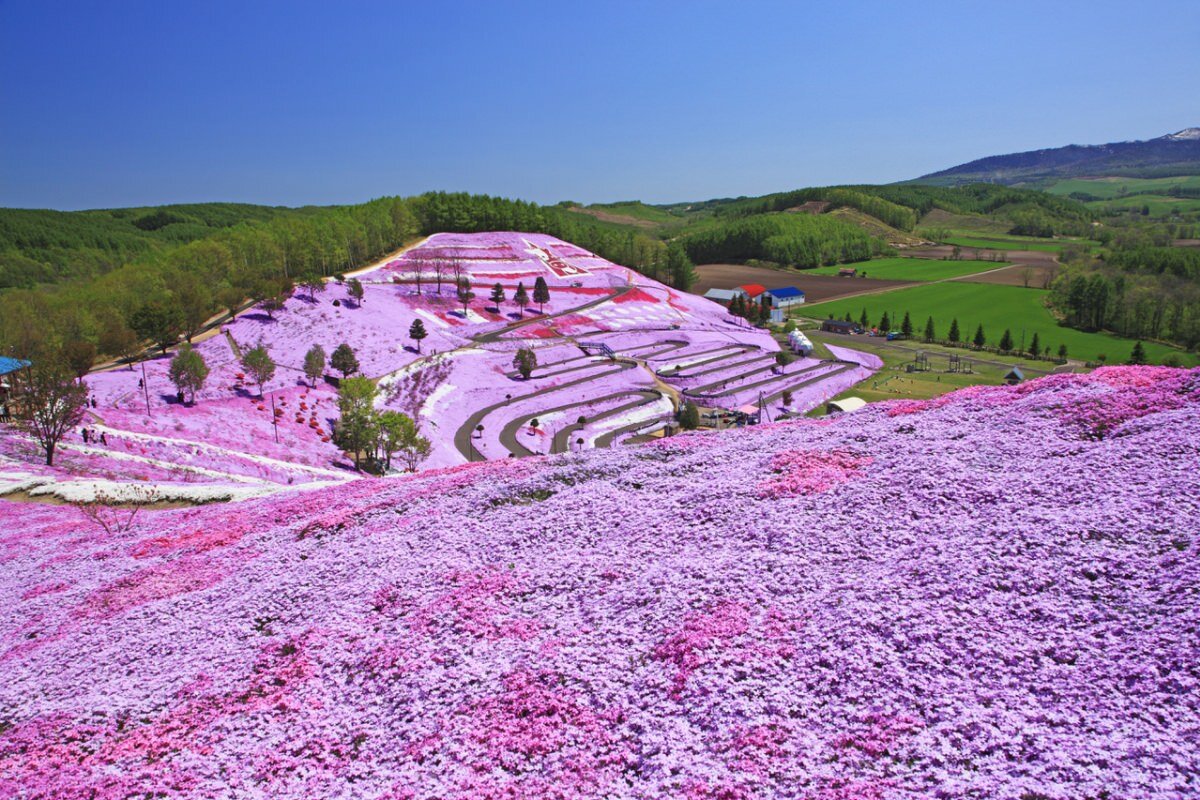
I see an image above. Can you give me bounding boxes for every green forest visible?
[0,192,698,362]
[3,178,1198,365]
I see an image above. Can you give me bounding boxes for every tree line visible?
[681,213,886,268]
[0,191,700,366]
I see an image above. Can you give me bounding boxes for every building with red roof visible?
[737,283,766,299]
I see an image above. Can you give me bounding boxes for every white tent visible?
[826,397,867,415]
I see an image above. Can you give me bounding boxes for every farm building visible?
[837,267,858,277]
[1004,367,1025,385]
[826,396,867,415]
[737,283,766,300]
[820,319,857,335]
[703,288,743,303]
[764,287,805,308]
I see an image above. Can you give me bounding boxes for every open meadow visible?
[798,281,1198,366]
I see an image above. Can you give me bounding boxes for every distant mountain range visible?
[912,129,1200,186]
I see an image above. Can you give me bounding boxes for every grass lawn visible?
[943,235,1096,253]
[808,257,1007,281]
[796,281,1198,366]
[797,332,1060,411]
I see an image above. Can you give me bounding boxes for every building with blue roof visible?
[764,286,805,309]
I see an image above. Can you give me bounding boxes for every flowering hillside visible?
[2,366,1198,798]
[2,232,879,500]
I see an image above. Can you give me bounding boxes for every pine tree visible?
[923,317,935,343]
[1057,343,1068,360]
[533,276,550,313]
[514,282,529,316]
[859,308,870,329]
[408,319,427,353]
[948,318,961,343]
[901,312,914,339]
[1128,340,1147,365]
[489,282,506,313]
[1028,333,1040,358]
[999,329,1014,352]
[456,278,475,317]
[879,312,891,332]
[973,324,986,349]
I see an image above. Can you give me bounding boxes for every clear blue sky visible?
[2,0,1198,210]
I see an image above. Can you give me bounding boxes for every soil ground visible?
[567,207,657,228]
[694,263,915,303]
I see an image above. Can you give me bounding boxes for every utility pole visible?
[140,361,151,417]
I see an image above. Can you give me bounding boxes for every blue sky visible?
[1,0,1198,209]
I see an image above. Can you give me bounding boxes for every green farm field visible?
[807,257,1006,281]
[1085,194,1200,216]
[1045,175,1200,199]
[798,281,1198,366]
[943,235,1097,253]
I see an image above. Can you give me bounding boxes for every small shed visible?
[737,283,766,300]
[704,288,742,303]
[1004,367,1025,385]
[826,396,867,415]
[820,319,857,335]
[764,286,805,308]
[838,267,858,277]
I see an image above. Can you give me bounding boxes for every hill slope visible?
[914,128,1200,185]
[2,366,1198,798]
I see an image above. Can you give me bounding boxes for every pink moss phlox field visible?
[755,449,873,498]
[3,370,1199,792]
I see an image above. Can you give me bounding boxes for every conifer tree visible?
[973,324,986,349]
[1128,341,1147,365]
[999,329,1014,352]
[901,312,914,339]
[408,319,427,353]
[923,316,935,343]
[948,318,961,343]
[533,276,550,313]
[489,282,506,313]
[513,282,529,316]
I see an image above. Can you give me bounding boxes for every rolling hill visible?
[913,128,1200,186]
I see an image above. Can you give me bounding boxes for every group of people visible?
[80,427,108,446]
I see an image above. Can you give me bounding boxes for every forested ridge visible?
[0,192,695,362]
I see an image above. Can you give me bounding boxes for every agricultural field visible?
[3,366,1198,797]
[798,281,1198,366]
[1044,175,1200,199]
[942,234,1096,253]
[1,232,881,503]
[807,257,1007,282]
[693,263,914,303]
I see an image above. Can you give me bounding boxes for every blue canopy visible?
[0,357,31,376]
